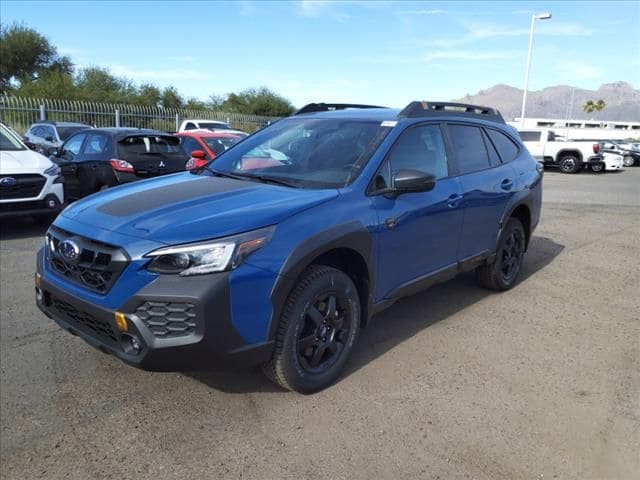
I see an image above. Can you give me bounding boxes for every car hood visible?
[60,172,339,245]
[0,149,53,173]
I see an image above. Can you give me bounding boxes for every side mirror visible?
[393,169,436,194]
[191,149,207,160]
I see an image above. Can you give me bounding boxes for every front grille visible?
[48,294,118,344]
[0,174,46,199]
[135,301,197,338]
[47,226,129,294]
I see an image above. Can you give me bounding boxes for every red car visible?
[175,130,242,170]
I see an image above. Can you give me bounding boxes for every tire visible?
[262,265,360,393]
[477,218,526,291]
[558,155,582,174]
[590,162,604,173]
[623,155,635,167]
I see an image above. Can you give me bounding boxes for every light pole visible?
[519,12,552,128]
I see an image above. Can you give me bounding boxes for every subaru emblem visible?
[0,177,16,187]
[59,240,80,261]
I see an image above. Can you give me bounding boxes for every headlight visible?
[44,164,60,177]
[145,226,275,276]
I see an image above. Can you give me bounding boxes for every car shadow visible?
[187,235,565,394]
[0,216,51,241]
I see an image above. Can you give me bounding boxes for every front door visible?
[372,123,464,301]
[57,132,88,200]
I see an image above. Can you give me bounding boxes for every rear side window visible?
[448,124,490,175]
[486,129,519,163]
[83,134,110,154]
[519,131,541,142]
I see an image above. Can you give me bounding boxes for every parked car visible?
[36,101,542,393]
[178,119,248,137]
[518,128,603,173]
[600,139,640,167]
[50,128,189,200]
[590,152,624,173]
[174,130,242,170]
[25,121,92,156]
[0,121,64,218]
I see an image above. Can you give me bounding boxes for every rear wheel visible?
[477,218,526,291]
[263,265,360,393]
[558,155,582,173]
[623,155,635,167]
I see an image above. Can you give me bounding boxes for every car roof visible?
[33,121,91,127]
[175,130,241,138]
[75,127,177,141]
[294,108,402,121]
[183,119,229,124]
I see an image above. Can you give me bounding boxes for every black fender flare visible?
[267,221,375,341]
[495,191,534,255]
[555,149,583,163]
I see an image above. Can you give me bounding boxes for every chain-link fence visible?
[0,96,277,135]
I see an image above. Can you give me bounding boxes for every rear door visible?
[445,123,517,260]
[117,135,189,178]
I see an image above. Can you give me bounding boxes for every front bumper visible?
[36,249,273,371]
[0,193,63,216]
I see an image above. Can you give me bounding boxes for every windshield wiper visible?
[232,173,300,188]
[207,168,246,181]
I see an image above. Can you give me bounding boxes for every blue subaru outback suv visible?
[36,101,542,393]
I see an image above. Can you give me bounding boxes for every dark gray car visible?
[25,121,92,155]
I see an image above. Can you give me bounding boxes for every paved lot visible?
[1,168,639,480]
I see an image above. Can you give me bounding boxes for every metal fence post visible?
[175,113,179,132]
[39,104,46,121]
[115,109,120,128]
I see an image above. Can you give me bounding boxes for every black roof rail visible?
[294,103,387,115]
[398,101,505,124]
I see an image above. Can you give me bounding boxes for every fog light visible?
[47,198,57,209]
[35,287,43,303]
[121,333,142,355]
[114,311,128,332]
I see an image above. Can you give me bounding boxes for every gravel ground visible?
[1,167,639,480]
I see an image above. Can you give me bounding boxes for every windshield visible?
[0,124,26,151]
[204,137,240,156]
[209,118,391,188]
[199,122,230,130]
[58,126,89,140]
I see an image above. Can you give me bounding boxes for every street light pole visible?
[519,12,552,128]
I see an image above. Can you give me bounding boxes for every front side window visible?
[204,137,239,156]
[181,137,205,157]
[62,133,87,158]
[448,124,490,175]
[210,118,392,188]
[42,126,56,140]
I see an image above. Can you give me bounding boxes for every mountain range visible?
[453,82,639,122]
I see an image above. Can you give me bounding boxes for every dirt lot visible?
[1,168,639,480]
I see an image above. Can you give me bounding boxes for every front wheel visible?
[477,218,526,291]
[590,162,604,173]
[623,155,635,167]
[263,265,360,393]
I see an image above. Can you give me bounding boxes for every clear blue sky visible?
[2,1,639,107]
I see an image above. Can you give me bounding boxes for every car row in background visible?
[0,121,64,219]
[24,121,93,156]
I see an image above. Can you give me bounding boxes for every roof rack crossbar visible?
[399,101,505,124]
[294,103,387,115]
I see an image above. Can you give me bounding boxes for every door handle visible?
[385,217,397,230]
[501,179,513,191]
[447,193,462,208]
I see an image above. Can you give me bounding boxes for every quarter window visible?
[482,130,502,167]
[448,124,490,174]
[486,129,519,162]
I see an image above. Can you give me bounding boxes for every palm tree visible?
[583,99,606,115]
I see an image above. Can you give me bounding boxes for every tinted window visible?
[31,126,46,137]
[42,126,56,139]
[181,137,205,157]
[204,137,239,156]
[62,133,87,158]
[448,124,490,174]
[487,129,519,162]
[58,126,88,140]
[482,130,501,167]
[184,122,196,130]
[519,131,541,142]
[118,135,184,157]
[83,134,110,154]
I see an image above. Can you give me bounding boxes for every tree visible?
[222,87,295,116]
[583,99,606,115]
[160,86,184,109]
[0,22,72,92]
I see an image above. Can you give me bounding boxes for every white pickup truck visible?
[517,128,603,174]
